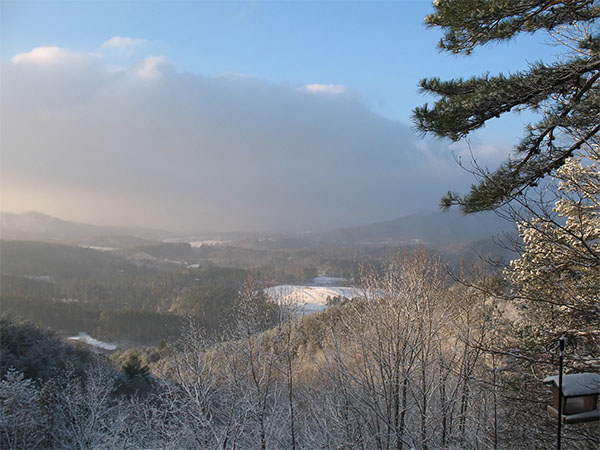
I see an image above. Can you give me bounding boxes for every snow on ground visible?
[68,332,117,351]
[163,237,230,247]
[189,240,230,247]
[128,251,166,263]
[264,285,369,315]
[24,275,55,283]
[79,245,116,252]
[265,285,362,305]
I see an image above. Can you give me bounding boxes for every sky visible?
[0,1,561,233]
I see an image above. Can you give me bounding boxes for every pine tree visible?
[413,0,600,212]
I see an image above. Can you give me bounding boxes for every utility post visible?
[557,336,567,450]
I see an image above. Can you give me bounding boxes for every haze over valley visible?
[0,208,516,346]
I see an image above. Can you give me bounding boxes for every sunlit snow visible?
[68,332,117,351]
[265,285,367,315]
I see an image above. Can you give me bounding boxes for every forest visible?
[2,152,599,447]
[2,237,598,448]
[2,156,599,448]
[2,1,599,448]
[0,238,370,343]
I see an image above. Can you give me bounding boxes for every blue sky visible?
[0,1,562,231]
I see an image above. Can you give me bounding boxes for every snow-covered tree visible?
[44,360,127,450]
[310,249,500,450]
[0,369,46,449]
[507,142,600,367]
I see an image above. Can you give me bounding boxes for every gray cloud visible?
[1,47,482,232]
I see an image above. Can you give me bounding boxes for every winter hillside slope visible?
[315,209,514,245]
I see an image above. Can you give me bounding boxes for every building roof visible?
[543,373,600,397]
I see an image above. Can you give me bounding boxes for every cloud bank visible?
[1,44,485,232]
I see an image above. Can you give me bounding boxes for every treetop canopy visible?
[428,0,599,54]
[414,0,600,213]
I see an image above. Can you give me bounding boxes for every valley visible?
[0,210,516,347]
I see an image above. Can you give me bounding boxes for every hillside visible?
[2,209,514,249]
[315,209,514,245]
[0,211,167,246]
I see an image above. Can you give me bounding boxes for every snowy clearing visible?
[264,285,371,315]
[189,240,230,247]
[79,245,117,252]
[68,332,117,351]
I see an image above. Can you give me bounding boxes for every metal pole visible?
[557,336,567,450]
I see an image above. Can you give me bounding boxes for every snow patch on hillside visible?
[265,285,368,315]
[189,240,230,247]
[79,245,117,252]
[68,332,117,351]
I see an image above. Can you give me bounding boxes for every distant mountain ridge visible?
[314,209,514,245]
[0,211,168,245]
[1,209,515,248]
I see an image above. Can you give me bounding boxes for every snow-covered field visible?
[163,237,230,247]
[79,245,116,252]
[189,240,230,247]
[264,285,367,315]
[68,332,117,351]
[24,275,55,283]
